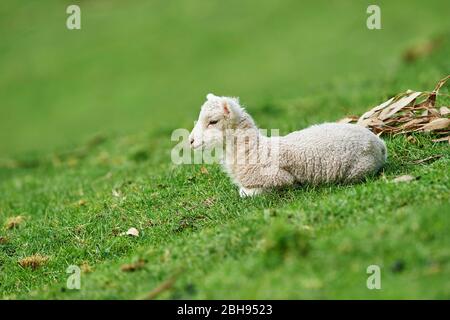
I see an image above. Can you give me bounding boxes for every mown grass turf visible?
[0,1,449,299]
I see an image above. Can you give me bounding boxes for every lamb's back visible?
[284,123,373,143]
[280,123,386,184]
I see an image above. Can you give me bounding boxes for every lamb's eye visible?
[208,120,219,126]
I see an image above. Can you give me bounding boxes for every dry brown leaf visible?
[440,107,450,116]
[412,155,443,164]
[415,98,436,110]
[18,254,49,270]
[0,236,8,244]
[337,116,358,124]
[432,136,450,143]
[400,118,428,129]
[200,166,209,174]
[378,91,422,120]
[432,75,450,93]
[4,216,25,230]
[142,274,179,300]
[421,118,450,132]
[428,108,440,117]
[414,92,437,110]
[370,118,385,126]
[340,75,450,138]
[121,259,146,272]
[358,97,395,124]
[391,175,417,183]
[81,262,93,273]
[356,118,372,128]
[126,227,139,237]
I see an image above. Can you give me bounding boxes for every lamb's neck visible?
[222,117,265,172]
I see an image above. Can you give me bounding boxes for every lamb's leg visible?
[239,187,263,198]
[238,167,295,197]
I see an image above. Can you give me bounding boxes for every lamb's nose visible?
[190,138,194,145]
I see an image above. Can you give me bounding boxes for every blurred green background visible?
[1,0,449,156]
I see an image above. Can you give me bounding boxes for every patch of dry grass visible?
[4,216,26,230]
[18,255,49,270]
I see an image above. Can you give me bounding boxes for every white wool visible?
[189,94,387,197]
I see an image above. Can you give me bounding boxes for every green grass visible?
[0,0,449,299]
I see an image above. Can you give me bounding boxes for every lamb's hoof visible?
[239,188,263,198]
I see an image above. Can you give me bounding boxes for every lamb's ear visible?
[223,98,242,119]
[206,93,217,100]
[223,100,231,116]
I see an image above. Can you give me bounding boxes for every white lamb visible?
[189,93,387,197]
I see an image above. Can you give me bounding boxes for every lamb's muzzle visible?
[189,93,387,197]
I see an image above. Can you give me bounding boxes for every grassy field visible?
[0,1,449,299]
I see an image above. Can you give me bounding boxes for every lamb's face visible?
[189,93,242,150]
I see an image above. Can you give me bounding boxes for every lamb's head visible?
[189,93,246,150]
